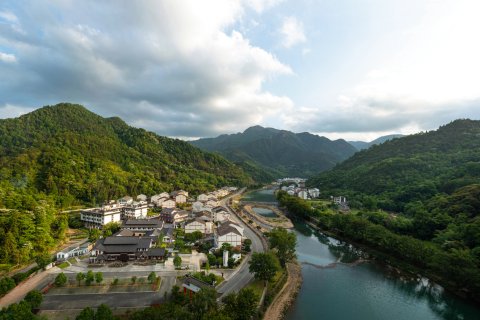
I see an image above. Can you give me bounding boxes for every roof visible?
[212,206,227,213]
[147,248,166,257]
[217,222,242,237]
[182,275,213,292]
[114,229,135,237]
[123,219,163,228]
[185,218,206,225]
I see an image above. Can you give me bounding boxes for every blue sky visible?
[1,0,479,141]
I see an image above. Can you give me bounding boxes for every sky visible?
[1,0,480,141]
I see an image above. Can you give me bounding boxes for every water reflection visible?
[288,221,480,320]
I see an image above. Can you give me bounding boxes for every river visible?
[286,221,480,320]
[242,189,480,320]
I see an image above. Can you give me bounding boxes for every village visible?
[58,187,247,270]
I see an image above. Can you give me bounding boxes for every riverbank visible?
[263,262,302,320]
[243,204,294,229]
[299,215,480,304]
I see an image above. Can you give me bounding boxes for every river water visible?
[286,221,480,320]
[243,189,480,320]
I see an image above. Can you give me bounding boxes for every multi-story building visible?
[122,201,148,219]
[81,204,122,228]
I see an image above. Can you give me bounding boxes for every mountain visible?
[309,120,480,208]
[190,126,357,180]
[0,103,253,209]
[348,134,405,150]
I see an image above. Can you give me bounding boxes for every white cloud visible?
[0,104,32,118]
[284,0,480,139]
[280,16,306,48]
[0,52,16,63]
[0,0,292,137]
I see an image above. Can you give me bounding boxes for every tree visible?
[103,222,120,238]
[174,255,182,268]
[35,253,51,270]
[96,303,114,320]
[131,276,137,284]
[248,252,279,283]
[24,290,43,309]
[188,288,218,320]
[85,270,94,286]
[76,307,95,320]
[222,288,258,320]
[76,272,85,286]
[95,272,103,284]
[88,228,101,243]
[243,239,252,252]
[54,272,67,287]
[148,272,157,284]
[268,227,297,267]
[175,239,185,250]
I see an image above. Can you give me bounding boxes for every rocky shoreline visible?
[263,262,303,320]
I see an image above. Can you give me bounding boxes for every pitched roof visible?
[182,275,213,292]
[123,219,163,228]
[147,248,166,257]
[217,222,242,237]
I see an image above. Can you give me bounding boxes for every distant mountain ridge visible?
[348,134,405,150]
[191,125,357,180]
[0,103,252,209]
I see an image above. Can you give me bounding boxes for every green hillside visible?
[191,125,357,180]
[0,103,253,210]
[309,119,480,211]
[308,119,480,260]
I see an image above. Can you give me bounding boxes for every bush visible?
[112,278,119,285]
[0,277,16,295]
[54,273,67,287]
[24,290,43,309]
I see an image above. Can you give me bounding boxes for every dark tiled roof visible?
[114,229,134,237]
[217,222,242,237]
[103,237,140,245]
[147,248,166,257]
[123,219,162,227]
[182,275,213,289]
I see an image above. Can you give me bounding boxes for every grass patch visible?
[68,257,77,264]
[57,262,70,269]
[245,279,265,301]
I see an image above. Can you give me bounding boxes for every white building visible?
[197,194,208,202]
[184,218,213,234]
[308,188,320,198]
[162,199,176,209]
[136,194,147,202]
[175,194,187,204]
[216,221,243,248]
[123,201,148,219]
[118,196,133,206]
[81,204,122,228]
[333,196,347,204]
[57,243,90,261]
[298,190,308,200]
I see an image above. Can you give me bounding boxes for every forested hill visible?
[308,120,480,211]
[0,103,253,210]
[191,125,357,180]
[309,119,480,210]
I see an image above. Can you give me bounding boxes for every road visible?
[217,188,266,298]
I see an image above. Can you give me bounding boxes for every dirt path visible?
[0,267,57,308]
[263,262,302,320]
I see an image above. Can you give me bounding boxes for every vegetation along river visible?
[243,188,480,319]
[286,221,480,320]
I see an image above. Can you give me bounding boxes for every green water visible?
[286,222,480,320]
[242,188,276,202]
[252,207,277,217]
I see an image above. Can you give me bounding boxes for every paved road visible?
[217,189,266,298]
